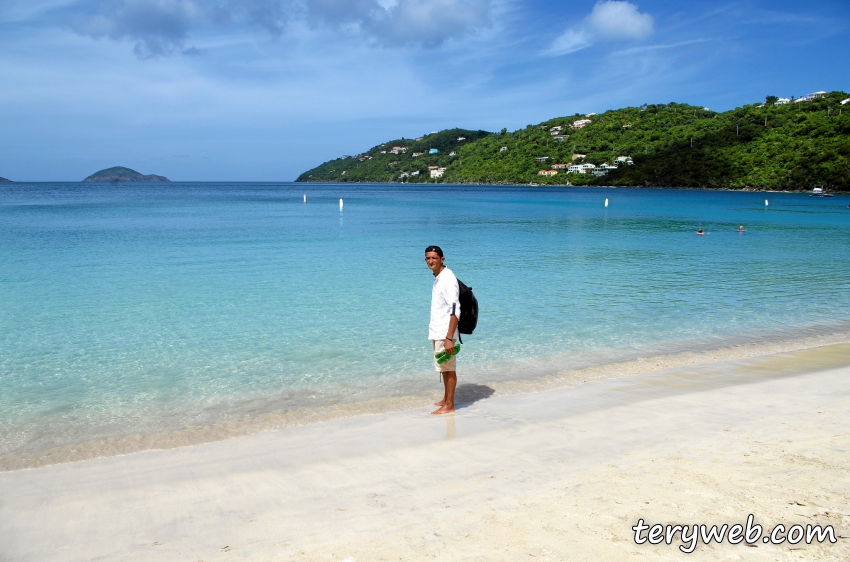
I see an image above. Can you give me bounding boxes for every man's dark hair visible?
[425,245,443,257]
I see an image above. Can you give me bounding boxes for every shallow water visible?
[1,182,849,466]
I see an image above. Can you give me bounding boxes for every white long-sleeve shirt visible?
[429,267,461,340]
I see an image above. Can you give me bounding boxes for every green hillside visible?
[83,166,169,182]
[296,128,491,183]
[297,91,850,191]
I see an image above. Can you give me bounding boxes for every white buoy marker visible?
[339,198,344,211]
[765,199,769,206]
[605,198,609,207]
[303,194,306,203]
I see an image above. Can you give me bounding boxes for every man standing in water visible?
[425,245,460,416]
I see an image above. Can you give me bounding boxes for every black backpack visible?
[456,279,478,343]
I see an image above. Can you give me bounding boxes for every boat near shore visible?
[811,185,834,197]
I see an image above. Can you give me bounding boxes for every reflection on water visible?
[445,416,456,440]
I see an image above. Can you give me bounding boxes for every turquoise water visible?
[1,183,849,463]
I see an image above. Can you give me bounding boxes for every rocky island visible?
[83,167,170,182]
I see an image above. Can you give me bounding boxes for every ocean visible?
[1,182,849,468]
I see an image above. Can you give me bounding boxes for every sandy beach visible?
[1,343,849,561]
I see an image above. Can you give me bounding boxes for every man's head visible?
[425,245,445,275]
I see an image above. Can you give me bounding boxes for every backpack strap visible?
[453,299,463,345]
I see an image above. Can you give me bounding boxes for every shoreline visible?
[4,326,850,472]
[6,181,849,194]
[1,343,848,560]
[294,180,850,194]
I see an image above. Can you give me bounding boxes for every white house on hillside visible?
[794,91,828,103]
[567,163,596,174]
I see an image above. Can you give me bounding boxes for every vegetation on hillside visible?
[297,91,850,191]
[297,128,491,183]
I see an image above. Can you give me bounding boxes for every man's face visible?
[425,251,444,274]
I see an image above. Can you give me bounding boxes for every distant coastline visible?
[297,179,848,194]
[84,166,169,182]
[0,176,10,182]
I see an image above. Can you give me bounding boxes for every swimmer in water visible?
[738,225,744,232]
[697,228,704,235]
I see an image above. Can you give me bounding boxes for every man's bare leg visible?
[434,373,446,406]
[431,371,456,415]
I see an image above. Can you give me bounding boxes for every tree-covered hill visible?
[297,128,491,183]
[297,91,850,191]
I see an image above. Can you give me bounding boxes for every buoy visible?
[765,199,769,206]
[605,198,609,207]
[303,194,306,203]
[339,198,344,211]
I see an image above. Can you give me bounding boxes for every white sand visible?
[1,344,849,561]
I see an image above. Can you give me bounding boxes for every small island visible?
[83,166,170,182]
[0,176,11,182]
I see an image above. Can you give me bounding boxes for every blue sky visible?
[1,0,847,181]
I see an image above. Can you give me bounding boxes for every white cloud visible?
[368,0,490,48]
[611,38,709,56]
[49,0,492,58]
[57,0,290,58]
[547,27,592,55]
[545,1,653,56]
[301,0,491,48]
[585,0,652,40]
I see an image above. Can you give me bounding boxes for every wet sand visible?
[1,344,849,560]
[5,327,850,472]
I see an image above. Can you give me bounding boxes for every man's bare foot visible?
[430,406,455,416]
[433,400,446,406]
